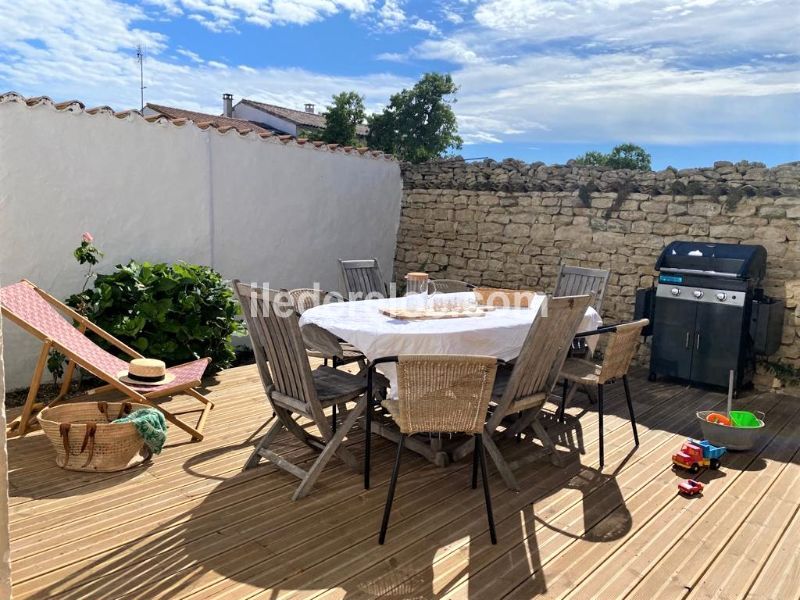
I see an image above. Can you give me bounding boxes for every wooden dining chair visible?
[452,294,593,491]
[288,287,366,370]
[558,319,648,468]
[339,258,388,300]
[372,355,499,545]
[553,264,610,314]
[233,281,368,500]
[429,279,475,294]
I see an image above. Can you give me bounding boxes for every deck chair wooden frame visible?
[452,294,593,491]
[554,264,609,314]
[0,280,213,441]
[339,258,388,299]
[234,281,367,501]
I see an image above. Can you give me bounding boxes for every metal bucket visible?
[696,411,765,451]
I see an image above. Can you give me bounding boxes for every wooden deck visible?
[6,364,800,599]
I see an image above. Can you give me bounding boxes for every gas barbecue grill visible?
[642,241,782,393]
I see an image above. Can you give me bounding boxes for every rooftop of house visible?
[239,98,370,137]
[145,103,278,135]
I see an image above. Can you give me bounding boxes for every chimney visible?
[222,93,233,117]
[304,103,315,114]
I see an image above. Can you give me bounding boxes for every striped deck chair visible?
[0,280,213,441]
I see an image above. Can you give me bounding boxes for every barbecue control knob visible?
[670,287,681,296]
[693,290,704,299]
[716,292,726,301]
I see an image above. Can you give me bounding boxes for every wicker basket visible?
[38,401,152,472]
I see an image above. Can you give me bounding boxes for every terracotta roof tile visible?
[145,103,274,135]
[240,99,369,136]
[85,106,114,115]
[0,92,392,162]
[54,100,84,111]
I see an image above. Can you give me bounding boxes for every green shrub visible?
[67,261,243,371]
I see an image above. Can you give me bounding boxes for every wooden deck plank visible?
[556,394,800,600]
[745,501,800,600]
[6,364,800,600]
[501,391,789,600]
[399,388,723,600]
[161,378,658,599]
[11,436,392,596]
[62,383,642,599]
[684,449,800,600]
[324,384,709,600]
[625,404,800,599]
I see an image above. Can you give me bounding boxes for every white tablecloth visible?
[300,293,602,389]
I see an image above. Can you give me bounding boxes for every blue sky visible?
[1,0,798,169]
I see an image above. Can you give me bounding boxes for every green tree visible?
[574,143,652,171]
[367,72,462,163]
[317,91,366,146]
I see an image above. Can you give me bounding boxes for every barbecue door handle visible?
[695,333,701,351]
[685,332,690,349]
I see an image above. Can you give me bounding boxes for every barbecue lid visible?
[655,241,767,281]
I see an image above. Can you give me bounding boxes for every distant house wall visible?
[231,103,297,136]
[0,100,402,389]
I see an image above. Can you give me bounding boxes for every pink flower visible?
[81,232,94,243]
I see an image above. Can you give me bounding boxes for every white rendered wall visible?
[0,101,402,388]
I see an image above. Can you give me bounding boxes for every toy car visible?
[672,439,726,474]
[678,479,704,496]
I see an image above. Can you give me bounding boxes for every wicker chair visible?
[233,281,369,500]
[430,279,474,294]
[339,258,388,299]
[558,319,649,468]
[372,355,499,545]
[288,288,366,370]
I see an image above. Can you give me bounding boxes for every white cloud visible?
[471,0,799,58]
[161,0,377,31]
[410,18,440,35]
[415,38,482,63]
[376,0,407,29]
[0,0,166,101]
[0,0,797,150]
[176,48,204,64]
[450,52,800,144]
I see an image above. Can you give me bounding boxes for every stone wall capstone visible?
[395,157,800,388]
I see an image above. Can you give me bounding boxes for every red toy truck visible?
[678,479,704,496]
[672,439,726,474]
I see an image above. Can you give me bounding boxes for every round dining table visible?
[300,291,601,468]
[299,291,602,392]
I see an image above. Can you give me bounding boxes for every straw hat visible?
[117,358,175,386]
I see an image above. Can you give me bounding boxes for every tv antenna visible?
[136,43,147,112]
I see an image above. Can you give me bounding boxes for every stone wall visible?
[395,158,800,386]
